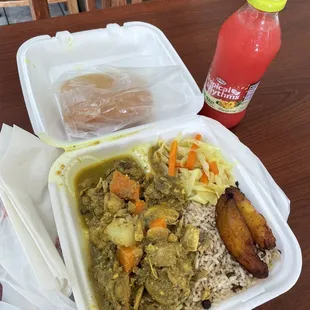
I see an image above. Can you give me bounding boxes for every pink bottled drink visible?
[202,0,286,128]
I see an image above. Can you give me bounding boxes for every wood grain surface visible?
[29,0,50,19]
[0,0,309,308]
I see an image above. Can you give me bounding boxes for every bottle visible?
[202,0,286,128]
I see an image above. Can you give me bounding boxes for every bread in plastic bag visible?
[53,66,192,140]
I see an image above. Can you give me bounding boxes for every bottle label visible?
[203,74,260,114]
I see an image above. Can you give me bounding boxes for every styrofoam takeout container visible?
[17,22,203,148]
[17,22,302,310]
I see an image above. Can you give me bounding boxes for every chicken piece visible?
[151,148,169,175]
[147,227,169,242]
[80,186,105,214]
[114,273,131,310]
[114,159,145,181]
[175,216,184,238]
[144,205,179,225]
[133,286,144,310]
[134,219,144,242]
[95,177,104,192]
[181,225,200,252]
[227,187,276,250]
[166,266,187,288]
[104,192,125,214]
[89,225,109,249]
[216,193,268,278]
[145,243,179,267]
[145,271,181,307]
[165,257,194,289]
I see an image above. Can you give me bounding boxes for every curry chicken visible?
[76,153,200,310]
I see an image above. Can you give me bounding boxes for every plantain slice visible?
[227,187,276,250]
[216,193,269,278]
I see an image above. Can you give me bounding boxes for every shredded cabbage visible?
[157,134,235,205]
[179,168,202,197]
[189,192,218,206]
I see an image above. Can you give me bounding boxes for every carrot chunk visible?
[110,171,140,200]
[200,171,209,183]
[149,218,167,229]
[209,161,219,175]
[117,246,142,272]
[168,140,178,176]
[134,200,145,215]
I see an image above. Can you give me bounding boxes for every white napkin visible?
[0,201,76,310]
[0,124,70,295]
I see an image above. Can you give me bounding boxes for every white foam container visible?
[17,22,203,147]
[17,22,302,310]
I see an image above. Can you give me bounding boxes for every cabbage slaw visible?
[153,134,235,205]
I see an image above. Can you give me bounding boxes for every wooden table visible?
[0,0,309,308]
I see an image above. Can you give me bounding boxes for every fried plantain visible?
[216,193,269,278]
[227,187,276,250]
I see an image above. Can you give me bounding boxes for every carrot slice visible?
[117,246,142,273]
[134,200,145,215]
[209,161,219,175]
[168,140,178,176]
[149,218,167,229]
[110,171,140,200]
[186,134,202,170]
[200,171,209,183]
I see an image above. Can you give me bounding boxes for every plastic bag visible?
[53,66,194,140]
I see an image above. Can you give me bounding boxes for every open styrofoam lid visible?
[16,22,203,148]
